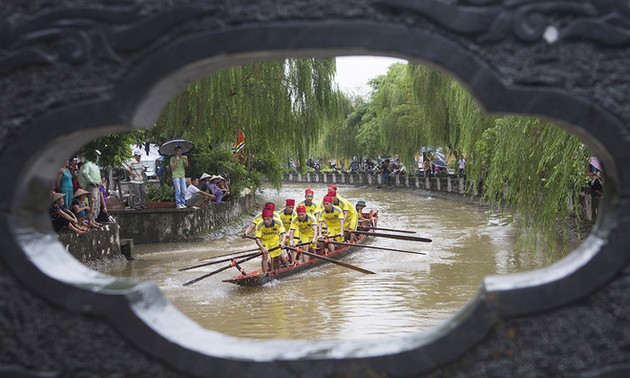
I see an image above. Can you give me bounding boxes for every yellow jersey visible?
[279,208,296,231]
[297,200,318,215]
[290,214,318,241]
[255,219,286,258]
[318,205,344,229]
[335,197,358,230]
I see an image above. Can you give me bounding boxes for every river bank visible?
[285,171,596,249]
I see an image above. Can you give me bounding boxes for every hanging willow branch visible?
[152,58,343,184]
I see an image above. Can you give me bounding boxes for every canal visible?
[99,183,565,341]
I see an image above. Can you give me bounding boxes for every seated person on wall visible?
[185,177,215,208]
[49,192,87,235]
[71,188,101,228]
[217,176,230,200]
[207,175,228,203]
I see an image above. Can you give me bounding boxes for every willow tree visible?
[369,63,425,167]
[151,58,344,184]
[342,61,591,253]
[407,63,590,252]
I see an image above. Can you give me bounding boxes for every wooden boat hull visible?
[222,234,368,286]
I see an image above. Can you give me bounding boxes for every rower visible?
[355,199,373,231]
[317,195,345,254]
[328,189,358,242]
[297,188,318,215]
[255,208,288,273]
[288,205,318,263]
[327,184,348,204]
[279,198,296,231]
[241,202,282,238]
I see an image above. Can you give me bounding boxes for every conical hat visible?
[50,192,65,204]
[200,173,212,180]
[73,188,90,198]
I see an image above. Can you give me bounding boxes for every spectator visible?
[77,158,102,222]
[422,157,430,178]
[49,192,86,235]
[217,176,230,200]
[71,188,100,228]
[458,155,466,177]
[589,171,603,199]
[169,146,188,209]
[126,149,147,210]
[56,159,74,208]
[96,175,111,223]
[185,177,215,208]
[208,175,228,203]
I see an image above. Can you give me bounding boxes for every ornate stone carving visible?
[0,4,216,75]
[371,0,630,45]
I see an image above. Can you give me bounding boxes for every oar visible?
[198,246,261,261]
[179,251,261,271]
[285,246,375,274]
[182,252,261,286]
[328,241,426,255]
[352,230,432,243]
[366,226,417,234]
[182,241,310,285]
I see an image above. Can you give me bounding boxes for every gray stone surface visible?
[57,222,123,264]
[1,1,629,377]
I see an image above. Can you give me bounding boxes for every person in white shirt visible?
[126,150,146,209]
[185,177,215,208]
[458,156,466,177]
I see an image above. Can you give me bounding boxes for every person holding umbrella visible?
[170,146,189,208]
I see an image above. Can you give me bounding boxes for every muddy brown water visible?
[100,184,566,341]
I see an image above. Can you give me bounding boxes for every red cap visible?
[296,205,306,213]
[323,195,333,204]
[264,202,275,211]
[305,188,314,195]
[286,198,295,206]
[262,209,274,218]
[328,185,337,191]
[327,189,337,197]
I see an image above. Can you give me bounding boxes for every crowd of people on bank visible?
[301,153,467,186]
[123,146,230,210]
[49,158,109,236]
[240,184,376,273]
[48,143,234,235]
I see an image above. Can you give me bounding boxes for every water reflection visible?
[99,183,564,340]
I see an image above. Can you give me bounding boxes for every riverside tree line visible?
[81,57,593,253]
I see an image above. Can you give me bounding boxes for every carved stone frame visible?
[2,2,630,376]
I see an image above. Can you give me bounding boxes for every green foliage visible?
[146,184,175,202]
[342,60,593,253]
[80,131,145,168]
[187,145,255,197]
[249,153,283,188]
[153,58,343,176]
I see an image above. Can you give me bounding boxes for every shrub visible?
[146,184,175,202]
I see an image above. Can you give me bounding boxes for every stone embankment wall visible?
[285,172,599,222]
[57,222,124,265]
[110,193,256,244]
